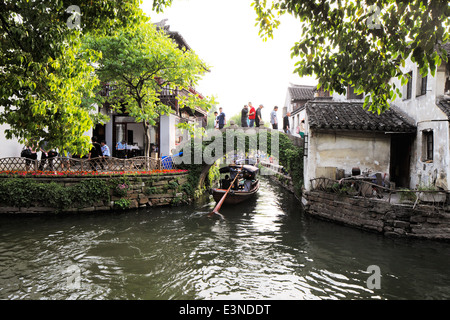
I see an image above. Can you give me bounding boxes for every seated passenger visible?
[243,179,252,192]
[221,175,231,189]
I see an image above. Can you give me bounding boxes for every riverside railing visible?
[0,156,173,172]
[310,177,448,209]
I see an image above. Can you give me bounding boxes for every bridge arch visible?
[173,127,304,190]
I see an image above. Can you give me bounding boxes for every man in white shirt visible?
[270,106,278,130]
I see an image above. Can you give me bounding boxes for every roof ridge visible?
[306,100,416,133]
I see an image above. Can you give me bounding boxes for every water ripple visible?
[0,178,449,299]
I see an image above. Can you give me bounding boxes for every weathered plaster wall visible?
[390,57,450,189]
[304,129,391,190]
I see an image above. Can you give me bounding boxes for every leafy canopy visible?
[84,21,214,156]
[251,0,450,113]
[0,0,146,155]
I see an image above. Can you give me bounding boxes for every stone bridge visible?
[174,126,304,189]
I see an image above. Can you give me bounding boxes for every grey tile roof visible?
[306,100,416,133]
[436,96,450,118]
[288,85,315,101]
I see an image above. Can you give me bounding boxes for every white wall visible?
[159,114,176,157]
[304,127,391,191]
[390,57,450,189]
[0,123,23,158]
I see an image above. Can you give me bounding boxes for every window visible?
[423,130,433,161]
[416,67,427,96]
[347,85,364,100]
[404,71,413,100]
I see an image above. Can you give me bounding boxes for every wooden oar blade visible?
[208,167,241,217]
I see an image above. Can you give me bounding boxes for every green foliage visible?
[181,183,194,196]
[114,183,130,197]
[108,176,130,197]
[207,163,221,188]
[277,133,303,196]
[114,198,131,210]
[0,178,109,210]
[65,178,109,207]
[399,188,417,202]
[252,0,450,113]
[0,0,147,156]
[84,21,215,157]
[175,130,304,196]
[228,113,242,126]
[167,180,179,190]
[144,186,158,195]
[170,196,182,206]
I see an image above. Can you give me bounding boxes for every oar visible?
[208,169,241,217]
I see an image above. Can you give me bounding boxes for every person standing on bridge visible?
[241,105,248,127]
[255,104,263,127]
[248,102,256,127]
[218,107,226,129]
[270,106,279,130]
[283,111,291,134]
[213,111,219,129]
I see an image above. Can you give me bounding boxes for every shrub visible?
[0,177,109,209]
[114,198,131,210]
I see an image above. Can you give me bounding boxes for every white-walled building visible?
[0,122,22,158]
[388,46,450,189]
[283,83,315,136]
[303,100,416,191]
[303,45,450,192]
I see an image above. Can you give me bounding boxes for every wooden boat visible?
[211,164,259,205]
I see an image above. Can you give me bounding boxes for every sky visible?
[141,0,317,121]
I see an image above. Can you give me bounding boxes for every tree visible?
[251,0,450,113]
[84,22,214,157]
[0,0,146,155]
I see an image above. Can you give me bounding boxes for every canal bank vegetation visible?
[258,132,304,198]
[277,133,304,197]
[0,178,109,210]
[173,129,303,198]
[0,171,192,213]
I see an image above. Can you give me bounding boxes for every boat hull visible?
[212,180,259,205]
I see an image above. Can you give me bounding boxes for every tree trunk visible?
[143,122,152,171]
[143,121,151,159]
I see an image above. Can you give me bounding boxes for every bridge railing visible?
[0,156,168,172]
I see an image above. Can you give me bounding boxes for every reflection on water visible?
[0,178,449,300]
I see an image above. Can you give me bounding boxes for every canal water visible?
[0,178,449,300]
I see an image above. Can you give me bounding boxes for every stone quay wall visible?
[303,190,450,241]
[0,173,190,214]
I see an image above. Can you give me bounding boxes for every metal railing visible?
[310,177,449,208]
[0,156,170,173]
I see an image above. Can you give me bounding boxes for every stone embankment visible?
[303,190,450,241]
[0,173,190,214]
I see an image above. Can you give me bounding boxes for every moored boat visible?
[211,164,259,205]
